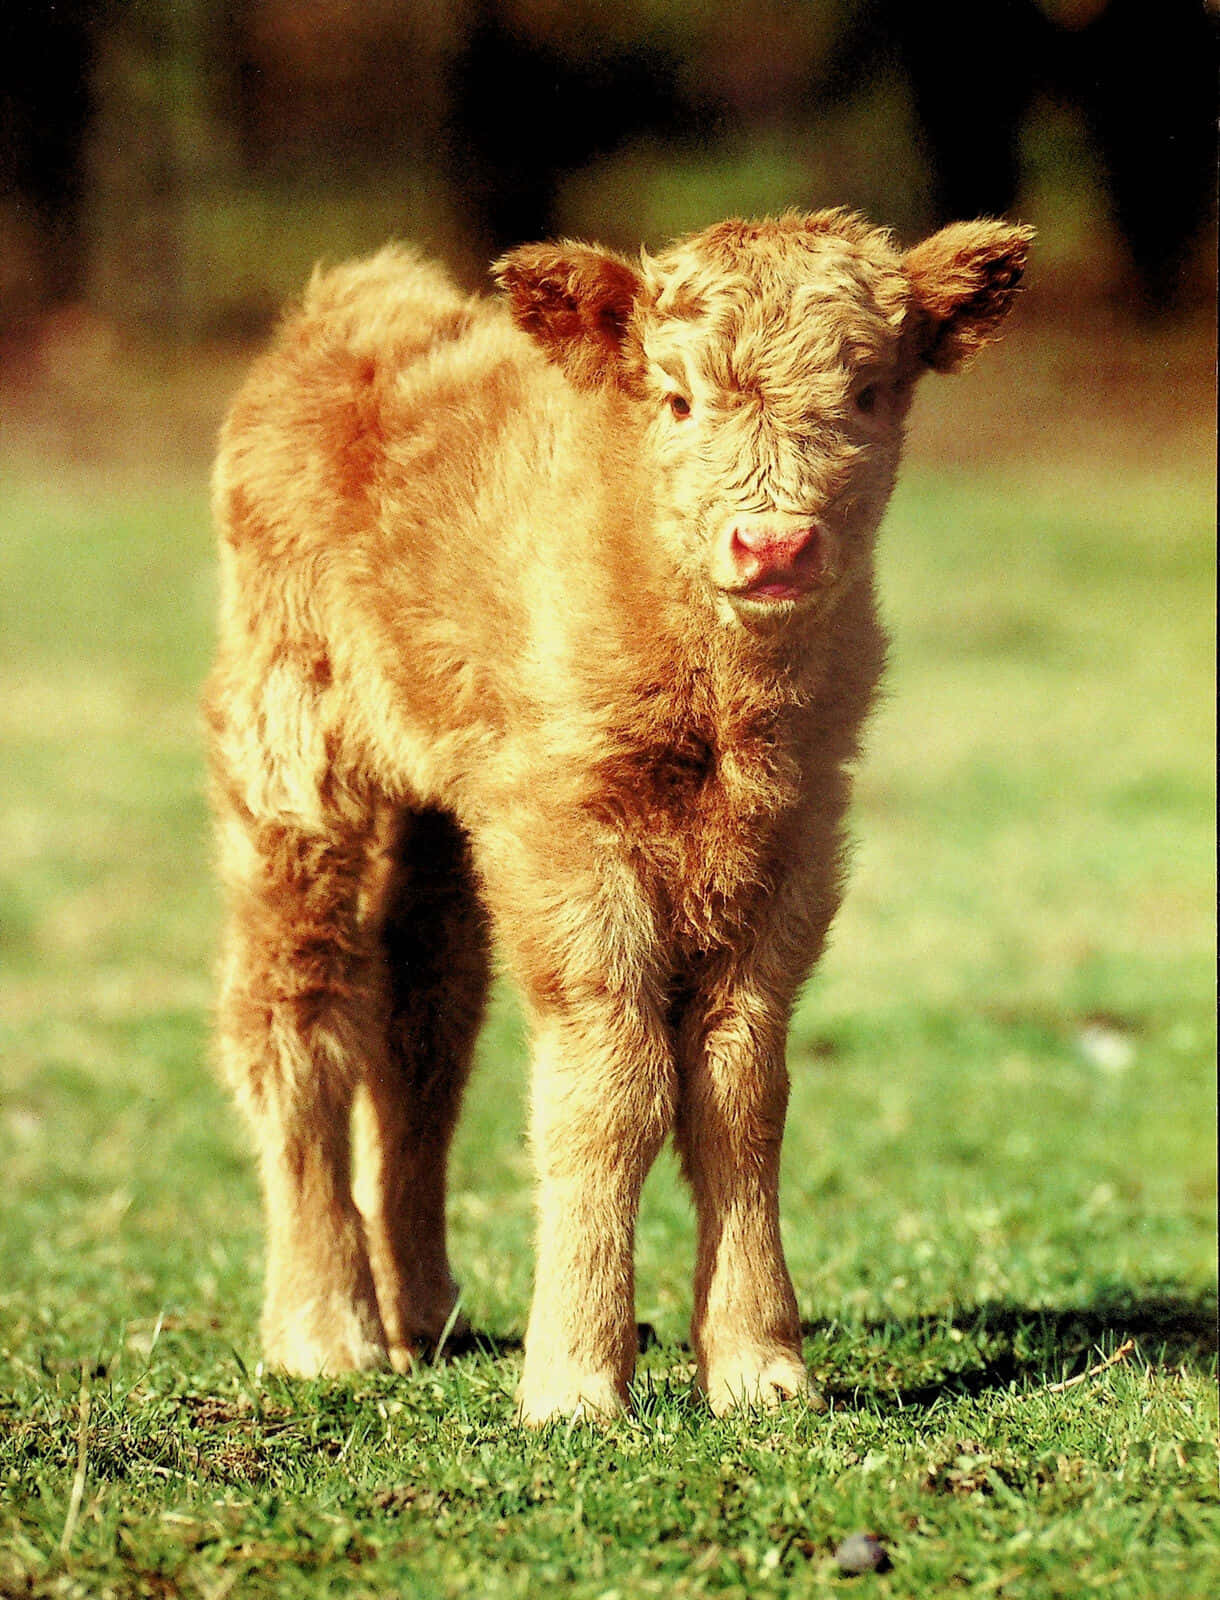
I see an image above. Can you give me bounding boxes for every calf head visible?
[495,210,1032,625]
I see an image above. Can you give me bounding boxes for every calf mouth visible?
[732,573,816,604]
[719,563,839,617]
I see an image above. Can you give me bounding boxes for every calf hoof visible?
[516,1365,630,1427]
[263,1298,389,1377]
[701,1347,824,1417]
[386,1342,420,1374]
[385,1302,471,1372]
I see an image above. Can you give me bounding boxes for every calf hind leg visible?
[216,815,389,1375]
[352,809,491,1369]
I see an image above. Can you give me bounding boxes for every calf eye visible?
[854,383,880,416]
[667,393,692,419]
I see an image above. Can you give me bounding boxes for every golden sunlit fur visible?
[206,209,1031,1422]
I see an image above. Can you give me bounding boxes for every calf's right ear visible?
[903,220,1034,373]
[493,241,644,393]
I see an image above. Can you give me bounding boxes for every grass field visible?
[0,309,1215,1598]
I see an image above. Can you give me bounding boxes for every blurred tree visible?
[0,0,100,317]
[445,0,720,256]
[840,0,1217,308]
[863,1,1050,225]
[4,0,1213,334]
[1070,0,1218,310]
[217,0,458,176]
[88,0,230,340]
[446,0,1217,303]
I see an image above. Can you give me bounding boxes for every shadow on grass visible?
[803,1287,1219,1410]
[434,1328,522,1361]
[431,1321,658,1362]
[433,1288,1217,1412]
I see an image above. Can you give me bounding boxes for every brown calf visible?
[205,210,1030,1422]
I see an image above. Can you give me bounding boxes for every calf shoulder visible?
[212,250,659,810]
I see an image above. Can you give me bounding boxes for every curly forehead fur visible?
[637,210,910,411]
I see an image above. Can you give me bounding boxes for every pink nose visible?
[727,518,835,600]
[731,520,822,566]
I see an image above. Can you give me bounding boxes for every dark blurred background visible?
[2,0,1216,350]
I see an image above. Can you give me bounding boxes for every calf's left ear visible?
[493,241,644,392]
[903,220,1034,373]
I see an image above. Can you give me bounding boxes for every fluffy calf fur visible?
[206,210,1030,1422]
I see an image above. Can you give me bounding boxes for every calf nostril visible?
[786,524,820,563]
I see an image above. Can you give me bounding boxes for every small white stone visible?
[1077,1024,1135,1074]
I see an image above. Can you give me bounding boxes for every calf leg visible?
[216,814,388,1375]
[518,1005,676,1424]
[352,809,490,1369]
[675,989,814,1415]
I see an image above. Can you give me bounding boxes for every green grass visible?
[0,365,1215,1598]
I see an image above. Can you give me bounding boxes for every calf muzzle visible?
[723,515,836,604]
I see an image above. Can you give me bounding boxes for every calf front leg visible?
[518,1009,676,1424]
[675,997,815,1415]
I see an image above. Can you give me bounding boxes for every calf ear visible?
[903,220,1034,373]
[493,241,644,392]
